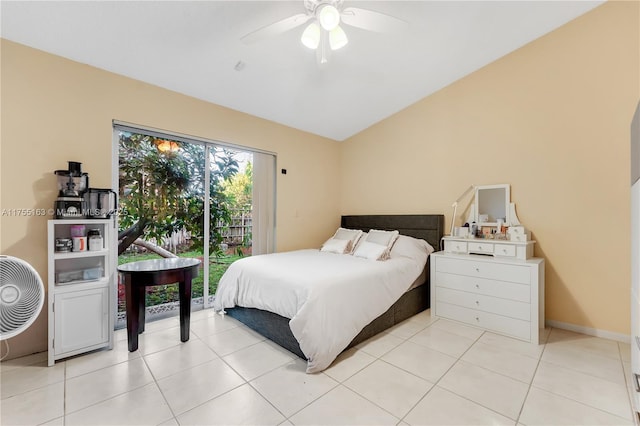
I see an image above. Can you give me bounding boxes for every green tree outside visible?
[117,132,239,257]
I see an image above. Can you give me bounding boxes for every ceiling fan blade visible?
[341,7,407,33]
[241,13,311,44]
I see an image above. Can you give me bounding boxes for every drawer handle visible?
[502,249,507,254]
[475,300,479,305]
[475,267,480,272]
[634,373,640,393]
[475,317,480,322]
[475,284,480,289]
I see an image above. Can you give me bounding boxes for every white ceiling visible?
[1,1,603,141]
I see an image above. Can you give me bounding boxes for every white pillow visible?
[320,237,351,254]
[353,240,388,261]
[352,232,367,251]
[363,229,400,260]
[389,235,434,262]
[366,229,400,247]
[331,227,363,253]
[352,229,399,261]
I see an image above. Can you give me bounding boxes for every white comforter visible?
[212,248,428,373]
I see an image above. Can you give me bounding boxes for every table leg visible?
[124,277,140,352]
[178,271,193,342]
[138,286,146,334]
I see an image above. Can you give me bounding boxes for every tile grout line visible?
[65,332,208,420]
[514,326,552,425]
[396,325,488,425]
[270,319,429,423]
[170,336,286,423]
[313,324,424,422]
[618,340,637,421]
[523,329,634,423]
[278,376,341,423]
[275,316,439,424]
[344,317,530,425]
[7,312,636,425]
[62,362,159,420]
[63,361,67,426]
[159,331,251,423]
[127,317,276,423]
[140,351,179,425]
[400,326,554,425]
[246,373,309,423]
[63,351,141,381]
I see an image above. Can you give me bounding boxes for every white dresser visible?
[430,252,545,344]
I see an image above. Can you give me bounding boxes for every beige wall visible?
[0,39,341,358]
[341,2,639,336]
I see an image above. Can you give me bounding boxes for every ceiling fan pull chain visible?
[318,28,330,65]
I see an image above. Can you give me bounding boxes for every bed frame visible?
[225,214,445,360]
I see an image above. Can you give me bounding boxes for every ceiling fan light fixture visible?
[301,22,320,49]
[318,4,340,31]
[329,25,348,50]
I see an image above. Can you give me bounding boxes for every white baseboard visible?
[546,319,631,344]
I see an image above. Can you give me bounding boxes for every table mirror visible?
[474,184,510,226]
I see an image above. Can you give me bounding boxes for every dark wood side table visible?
[117,258,201,352]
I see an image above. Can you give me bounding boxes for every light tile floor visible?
[1,308,636,425]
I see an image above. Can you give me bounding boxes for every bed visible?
[214,214,444,372]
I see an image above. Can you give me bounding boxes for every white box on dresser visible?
[430,252,544,345]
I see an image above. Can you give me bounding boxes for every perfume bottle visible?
[470,222,477,238]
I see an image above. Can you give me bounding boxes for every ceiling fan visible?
[241,0,407,64]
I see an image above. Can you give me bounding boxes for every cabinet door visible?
[54,287,109,355]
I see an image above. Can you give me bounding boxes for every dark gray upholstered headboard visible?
[341,214,444,251]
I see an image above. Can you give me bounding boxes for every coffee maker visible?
[54,161,89,219]
[84,188,117,218]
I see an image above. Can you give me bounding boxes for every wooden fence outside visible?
[152,209,252,251]
[217,209,252,246]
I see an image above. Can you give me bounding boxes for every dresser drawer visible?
[435,272,530,303]
[510,233,529,242]
[435,302,531,341]
[468,242,494,254]
[494,244,516,258]
[444,240,468,254]
[436,287,530,321]
[435,256,531,284]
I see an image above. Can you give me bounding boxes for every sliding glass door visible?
[113,122,275,326]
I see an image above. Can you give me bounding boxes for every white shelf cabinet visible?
[430,252,544,344]
[47,219,116,366]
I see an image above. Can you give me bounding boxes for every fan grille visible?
[0,256,45,340]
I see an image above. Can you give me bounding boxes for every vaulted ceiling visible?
[1,1,603,141]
